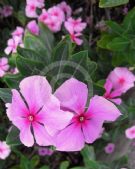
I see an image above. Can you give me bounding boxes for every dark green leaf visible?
[0,88,12,103]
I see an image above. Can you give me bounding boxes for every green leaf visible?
[99,0,129,8]
[31,155,40,168]
[60,161,70,169]
[107,37,130,51]
[20,155,32,169]
[6,126,21,146]
[97,34,114,49]
[16,55,44,76]
[0,88,12,103]
[17,47,47,63]
[70,167,86,169]
[24,33,49,63]
[81,145,99,169]
[106,21,124,35]
[3,74,23,89]
[39,166,49,169]
[39,23,54,57]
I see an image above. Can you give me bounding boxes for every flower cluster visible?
[4,27,24,55]
[64,18,86,45]
[6,76,121,151]
[104,67,135,105]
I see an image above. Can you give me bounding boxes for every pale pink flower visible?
[125,125,135,139]
[27,20,39,35]
[46,17,62,32]
[107,67,135,94]
[4,36,23,55]
[0,57,9,77]
[2,5,13,17]
[70,32,83,45]
[26,0,45,8]
[57,1,72,18]
[25,3,38,18]
[38,147,53,156]
[54,78,121,151]
[64,17,87,33]
[104,79,122,105]
[48,6,65,23]
[6,76,73,147]
[12,26,24,38]
[104,143,115,154]
[0,141,11,160]
[38,9,49,24]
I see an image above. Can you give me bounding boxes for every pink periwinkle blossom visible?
[2,5,13,17]
[4,36,24,55]
[27,20,39,35]
[6,76,73,147]
[65,17,87,33]
[104,143,115,154]
[125,125,135,139]
[12,26,24,39]
[0,57,9,77]
[106,67,135,95]
[38,147,54,156]
[54,78,121,151]
[0,141,11,160]
[39,7,64,32]
[25,0,45,18]
[70,32,83,45]
[57,1,72,18]
[104,79,122,105]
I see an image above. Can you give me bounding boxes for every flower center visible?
[79,116,85,122]
[28,114,34,122]
[0,148,3,153]
[119,78,125,85]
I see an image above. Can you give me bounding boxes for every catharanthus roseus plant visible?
[0,0,135,168]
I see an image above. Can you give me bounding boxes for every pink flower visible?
[46,17,62,32]
[26,0,45,8]
[48,6,65,23]
[104,79,122,105]
[27,20,39,35]
[106,67,135,94]
[57,1,72,18]
[0,57,9,77]
[104,143,115,154]
[0,141,11,160]
[38,147,53,156]
[125,125,135,139]
[25,3,38,18]
[4,36,23,55]
[2,5,13,17]
[64,17,87,33]
[70,32,83,45]
[54,78,121,151]
[6,76,73,147]
[12,26,24,38]
[38,9,49,24]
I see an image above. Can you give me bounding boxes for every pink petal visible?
[6,89,28,122]
[82,117,103,143]
[55,78,88,114]
[37,95,73,136]
[87,95,121,122]
[104,79,112,93]
[19,76,52,112]
[4,46,12,55]
[20,122,34,147]
[55,123,85,151]
[33,122,53,146]
[110,98,122,105]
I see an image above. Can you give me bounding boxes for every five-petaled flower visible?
[6,76,73,147]
[54,78,121,151]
